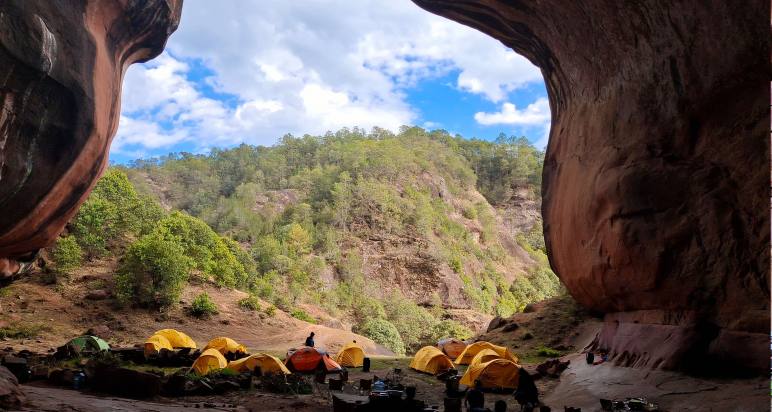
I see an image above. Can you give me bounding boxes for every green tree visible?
[115,233,193,308]
[359,318,405,356]
[50,235,82,274]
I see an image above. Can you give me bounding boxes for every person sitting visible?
[305,332,315,347]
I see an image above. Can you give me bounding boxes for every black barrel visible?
[362,357,371,372]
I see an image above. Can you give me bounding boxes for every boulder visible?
[0,0,182,276]
[413,0,769,374]
[85,290,110,300]
[89,366,162,399]
[0,366,24,409]
[486,316,507,332]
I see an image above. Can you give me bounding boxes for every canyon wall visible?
[0,0,182,277]
[413,0,770,373]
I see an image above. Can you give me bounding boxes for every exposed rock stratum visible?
[414,0,770,373]
[0,0,182,276]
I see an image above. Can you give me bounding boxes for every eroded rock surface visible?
[0,0,182,276]
[414,0,770,373]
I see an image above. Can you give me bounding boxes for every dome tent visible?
[203,337,247,357]
[410,346,454,375]
[454,341,518,365]
[226,353,290,375]
[191,348,228,376]
[152,329,197,349]
[335,342,365,367]
[144,334,173,356]
[437,338,467,359]
[469,348,501,366]
[459,358,521,390]
[285,346,343,373]
[65,335,110,353]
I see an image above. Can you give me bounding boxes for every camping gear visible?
[454,341,518,365]
[459,359,520,389]
[437,338,467,359]
[226,353,290,375]
[191,348,228,376]
[469,348,501,366]
[151,329,197,349]
[444,397,462,412]
[410,346,454,375]
[363,357,371,372]
[72,371,86,390]
[65,335,110,353]
[203,337,247,357]
[336,342,366,367]
[285,346,344,373]
[144,334,173,357]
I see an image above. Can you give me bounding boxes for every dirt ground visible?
[0,260,391,356]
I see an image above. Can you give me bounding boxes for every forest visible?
[50,126,560,355]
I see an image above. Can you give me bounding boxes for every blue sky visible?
[112,1,549,164]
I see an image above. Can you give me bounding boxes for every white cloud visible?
[115,0,545,156]
[474,98,551,126]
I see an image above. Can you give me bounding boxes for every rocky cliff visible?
[414,0,770,374]
[0,0,182,277]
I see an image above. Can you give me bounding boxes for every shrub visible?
[290,308,316,324]
[190,292,219,318]
[264,305,277,317]
[536,346,561,357]
[359,318,405,356]
[155,211,247,288]
[238,295,261,311]
[114,233,193,308]
[431,319,473,341]
[0,322,50,339]
[51,236,82,274]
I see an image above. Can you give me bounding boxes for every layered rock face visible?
[0,0,182,276]
[414,0,770,373]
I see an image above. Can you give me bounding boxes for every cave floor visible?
[544,353,769,411]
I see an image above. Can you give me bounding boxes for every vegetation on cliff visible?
[52,126,560,354]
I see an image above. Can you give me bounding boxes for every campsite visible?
[0,0,769,410]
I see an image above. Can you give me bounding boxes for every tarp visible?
[152,329,197,349]
[410,346,454,375]
[285,346,343,373]
[437,338,467,359]
[203,337,247,356]
[226,353,291,375]
[469,348,501,366]
[67,335,110,352]
[454,341,518,365]
[144,334,173,356]
[335,342,365,367]
[191,348,228,376]
[459,358,520,389]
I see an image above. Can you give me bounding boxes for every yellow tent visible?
[469,348,501,366]
[335,342,365,367]
[459,359,520,389]
[203,337,247,356]
[191,348,227,376]
[410,346,454,375]
[152,329,197,349]
[226,353,290,375]
[454,341,518,365]
[144,334,173,356]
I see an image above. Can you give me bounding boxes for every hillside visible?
[29,126,561,356]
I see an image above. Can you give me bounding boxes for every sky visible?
[112,1,550,164]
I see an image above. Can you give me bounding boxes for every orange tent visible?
[437,338,467,359]
[285,346,343,373]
